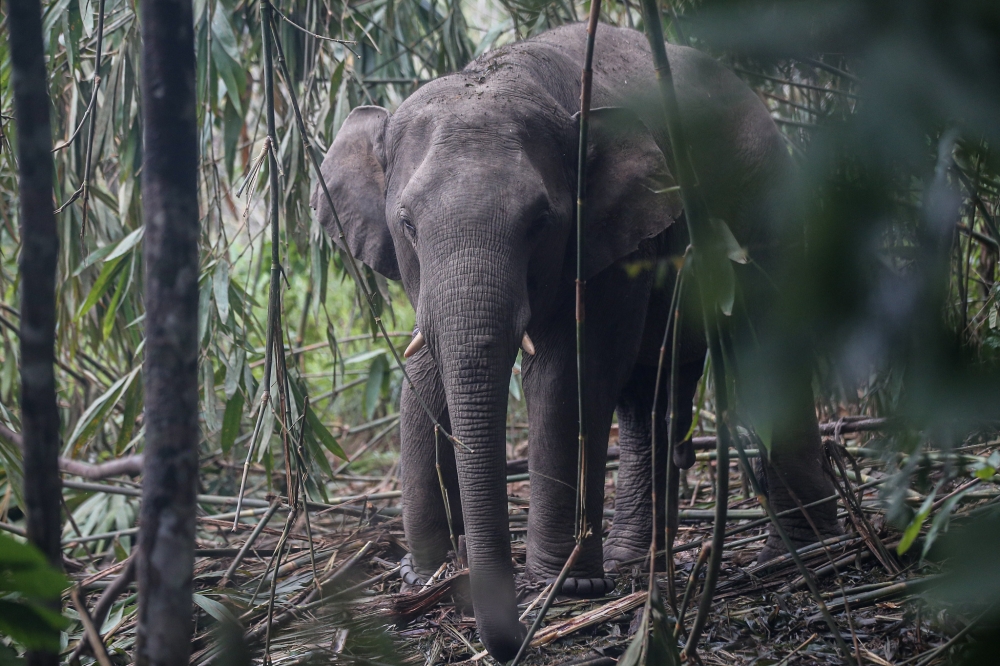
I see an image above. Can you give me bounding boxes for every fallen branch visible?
[810,575,941,620]
[60,454,144,479]
[531,590,646,647]
[0,424,144,478]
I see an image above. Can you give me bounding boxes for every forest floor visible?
[64,421,998,666]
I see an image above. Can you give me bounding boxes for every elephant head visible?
[312,78,679,659]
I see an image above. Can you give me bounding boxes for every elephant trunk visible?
[420,250,528,660]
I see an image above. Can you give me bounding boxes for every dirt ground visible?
[67,422,994,666]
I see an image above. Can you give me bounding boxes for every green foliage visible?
[0,533,70,653]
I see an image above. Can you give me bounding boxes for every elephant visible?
[312,22,840,660]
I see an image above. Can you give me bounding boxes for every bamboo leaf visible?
[193,593,241,625]
[114,371,143,455]
[199,276,213,343]
[64,366,141,456]
[306,404,346,461]
[343,348,387,365]
[214,261,231,323]
[0,600,66,652]
[219,390,244,455]
[898,487,938,555]
[103,226,145,262]
[224,346,245,400]
[75,254,127,322]
[364,354,388,421]
[204,360,220,433]
[102,261,130,340]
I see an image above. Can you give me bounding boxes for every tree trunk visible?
[7,2,63,665]
[135,0,200,664]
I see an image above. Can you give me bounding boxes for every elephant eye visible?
[399,214,416,241]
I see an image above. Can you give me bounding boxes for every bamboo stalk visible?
[572,0,601,542]
[77,0,107,233]
[62,478,403,508]
[220,498,282,587]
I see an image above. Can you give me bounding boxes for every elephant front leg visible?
[399,343,463,585]
[522,337,616,598]
[605,356,703,572]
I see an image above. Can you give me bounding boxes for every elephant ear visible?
[311,105,400,281]
[578,107,681,278]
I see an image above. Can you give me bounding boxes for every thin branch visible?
[734,67,861,99]
[70,588,115,666]
[0,423,143,478]
[270,4,356,45]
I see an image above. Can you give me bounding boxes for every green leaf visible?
[509,367,522,402]
[75,255,126,322]
[224,346,245,400]
[713,217,749,264]
[975,465,996,480]
[72,242,118,277]
[220,391,245,456]
[303,426,335,480]
[897,488,937,555]
[64,366,141,456]
[0,533,70,652]
[256,401,276,464]
[0,600,65,652]
[114,375,143,455]
[0,424,24,509]
[199,277,213,344]
[922,491,965,560]
[718,258,736,316]
[204,360,220,433]
[214,262,231,322]
[102,262,130,341]
[306,404,346,461]
[210,15,245,115]
[103,226,145,263]
[343,348,387,365]
[365,355,388,421]
[618,586,681,666]
[193,593,241,625]
[0,642,23,666]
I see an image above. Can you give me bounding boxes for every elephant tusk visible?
[403,331,425,358]
[521,332,536,356]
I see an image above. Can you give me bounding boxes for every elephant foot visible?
[399,552,440,588]
[603,542,656,574]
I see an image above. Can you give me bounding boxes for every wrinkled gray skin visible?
[313,23,839,661]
